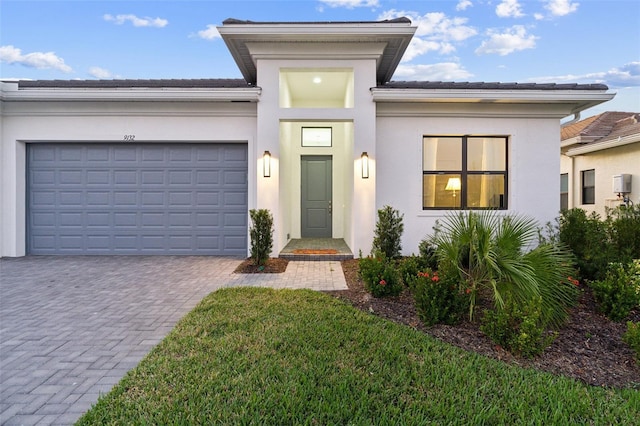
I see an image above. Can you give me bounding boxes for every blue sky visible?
[1,0,638,117]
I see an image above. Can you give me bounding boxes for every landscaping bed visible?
[331,259,640,389]
[234,257,289,273]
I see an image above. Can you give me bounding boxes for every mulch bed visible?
[328,259,640,389]
[234,258,289,274]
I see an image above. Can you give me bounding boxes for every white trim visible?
[1,87,262,102]
[565,133,640,156]
[370,88,614,104]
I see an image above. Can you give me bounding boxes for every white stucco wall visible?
[0,97,257,257]
[376,107,561,256]
[561,142,640,216]
[256,58,377,256]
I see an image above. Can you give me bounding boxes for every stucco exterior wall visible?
[255,58,377,256]
[561,143,640,216]
[0,99,257,257]
[376,108,561,255]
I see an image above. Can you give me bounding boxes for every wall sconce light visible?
[361,152,369,179]
[263,151,271,178]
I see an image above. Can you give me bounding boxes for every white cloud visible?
[534,13,545,20]
[88,67,119,79]
[496,0,525,18]
[195,24,221,40]
[378,9,477,61]
[475,25,537,56]
[544,0,579,17]
[393,62,474,81]
[456,1,473,11]
[530,62,640,88]
[403,39,455,62]
[103,14,168,28]
[318,0,379,8]
[0,45,72,72]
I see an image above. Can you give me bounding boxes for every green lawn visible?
[77,288,639,425]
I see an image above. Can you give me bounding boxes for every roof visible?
[561,111,638,140]
[217,17,416,85]
[562,111,640,156]
[380,81,609,91]
[223,17,412,25]
[17,79,252,89]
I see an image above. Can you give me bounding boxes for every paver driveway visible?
[0,256,347,425]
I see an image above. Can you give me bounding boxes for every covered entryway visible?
[27,143,248,255]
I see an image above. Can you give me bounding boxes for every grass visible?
[77,288,639,425]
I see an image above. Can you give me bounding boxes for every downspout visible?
[561,112,581,128]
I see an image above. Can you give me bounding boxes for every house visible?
[560,112,640,216]
[0,18,614,258]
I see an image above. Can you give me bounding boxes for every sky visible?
[1,0,639,117]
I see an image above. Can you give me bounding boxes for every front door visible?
[301,156,332,238]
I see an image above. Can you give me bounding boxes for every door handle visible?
[328,201,332,214]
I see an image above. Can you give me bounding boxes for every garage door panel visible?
[28,143,248,255]
[141,170,165,185]
[114,170,137,185]
[87,170,110,185]
[60,192,83,206]
[225,192,248,206]
[114,192,137,205]
[59,170,83,185]
[59,147,83,161]
[32,170,55,184]
[87,147,110,161]
[114,212,137,226]
[32,191,55,206]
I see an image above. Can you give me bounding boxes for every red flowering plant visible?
[567,276,580,287]
[358,252,402,297]
[407,267,468,326]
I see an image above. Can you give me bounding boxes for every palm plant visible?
[430,211,577,327]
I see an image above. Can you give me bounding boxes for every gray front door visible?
[301,156,332,238]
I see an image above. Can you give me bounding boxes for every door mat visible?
[292,249,339,255]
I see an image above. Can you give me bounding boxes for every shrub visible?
[372,205,404,259]
[481,295,557,358]
[558,208,611,281]
[418,239,439,270]
[398,255,430,287]
[557,206,640,282]
[589,260,640,321]
[358,254,403,298]
[607,205,640,265]
[409,269,467,326]
[249,209,273,266]
[429,211,577,327]
[623,321,640,363]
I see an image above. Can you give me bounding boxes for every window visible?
[301,127,332,147]
[560,173,569,210]
[581,169,595,205]
[423,136,508,209]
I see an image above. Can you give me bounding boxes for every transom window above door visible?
[422,136,508,210]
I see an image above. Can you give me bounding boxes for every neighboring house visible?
[0,18,614,258]
[560,112,640,216]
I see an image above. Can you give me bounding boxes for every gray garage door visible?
[27,143,248,255]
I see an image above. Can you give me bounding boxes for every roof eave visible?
[565,133,640,156]
[371,88,614,114]
[1,87,262,102]
[218,21,416,85]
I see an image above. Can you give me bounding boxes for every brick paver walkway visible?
[0,256,347,425]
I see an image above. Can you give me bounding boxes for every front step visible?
[279,238,354,261]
